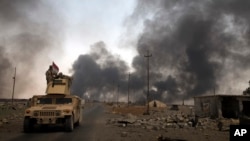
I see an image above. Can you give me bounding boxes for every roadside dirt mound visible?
[111,106,147,115]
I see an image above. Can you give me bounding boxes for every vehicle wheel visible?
[75,119,80,126]
[75,119,80,127]
[65,116,74,132]
[23,117,33,133]
[75,111,82,127]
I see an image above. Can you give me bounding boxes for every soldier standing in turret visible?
[45,65,54,84]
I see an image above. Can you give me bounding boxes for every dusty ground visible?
[0,104,25,133]
[101,104,230,141]
[0,103,231,141]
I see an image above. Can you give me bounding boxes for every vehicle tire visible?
[75,111,82,127]
[23,117,33,133]
[75,119,80,127]
[65,116,74,132]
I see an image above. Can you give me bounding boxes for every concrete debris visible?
[0,104,25,126]
[107,111,239,132]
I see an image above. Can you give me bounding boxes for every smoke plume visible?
[72,42,129,101]
[72,0,250,103]
[133,0,250,102]
[0,0,63,98]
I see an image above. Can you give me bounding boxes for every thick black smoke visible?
[0,0,63,98]
[72,0,250,103]
[133,0,250,102]
[72,42,129,101]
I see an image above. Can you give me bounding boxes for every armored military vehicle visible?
[23,74,82,132]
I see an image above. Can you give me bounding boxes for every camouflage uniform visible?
[45,66,54,84]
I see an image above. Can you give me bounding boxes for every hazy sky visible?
[1,0,250,105]
[50,0,138,73]
[0,0,139,98]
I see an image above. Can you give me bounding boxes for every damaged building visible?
[194,95,250,119]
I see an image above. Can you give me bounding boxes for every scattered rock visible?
[121,132,128,137]
[108,109,237,132]
[2,118,9,124]
[217,121,223,131]
[122,123,126,127]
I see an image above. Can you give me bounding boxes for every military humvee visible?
[23,75,82,132]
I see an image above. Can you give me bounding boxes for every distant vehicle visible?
[23,75,83,132]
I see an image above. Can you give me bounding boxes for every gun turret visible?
[45,73,72,95]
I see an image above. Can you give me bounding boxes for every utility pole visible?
[117,84,120,106]
[11,67,16,106]
[113,80,115,102]
[144,50,152,114]
[214,87,216,96]
[127,72,130,107]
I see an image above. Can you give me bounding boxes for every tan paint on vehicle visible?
[23,75,83,132]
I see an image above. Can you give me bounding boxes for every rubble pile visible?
[0,104,26,127]
[106,110,239,131]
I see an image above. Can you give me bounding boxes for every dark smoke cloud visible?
[0,47,13,96]
[132,0,250,102]
[71,0,250,103]
[72,42,129,101]
[0,0,64,98]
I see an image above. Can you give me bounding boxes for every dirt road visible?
[0,103,106,141]
[0,103,230,141]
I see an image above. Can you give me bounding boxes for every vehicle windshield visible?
[37,98,52,104]
[56,98,72,104]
